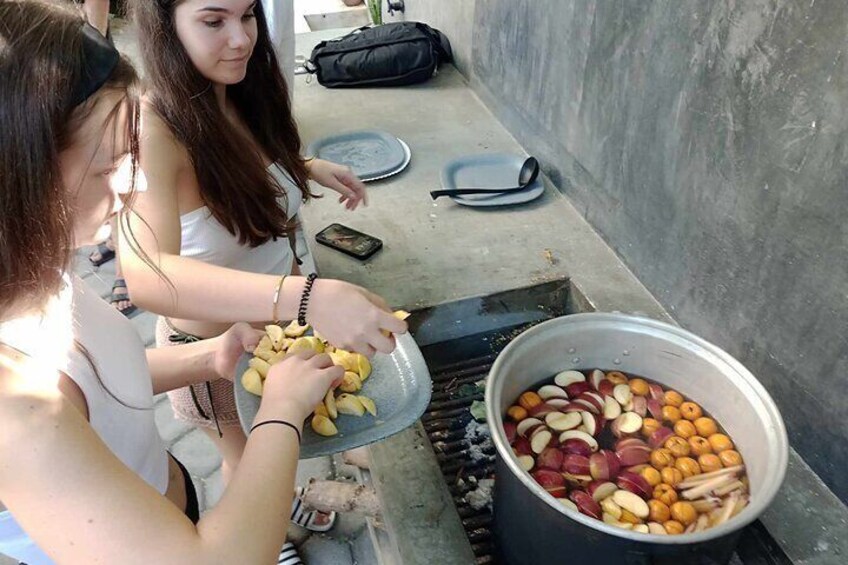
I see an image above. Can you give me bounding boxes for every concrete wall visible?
[382,0,476,77]
[411,0,848,502]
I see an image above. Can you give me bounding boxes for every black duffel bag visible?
[306,22,453,88]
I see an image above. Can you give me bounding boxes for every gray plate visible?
[306,130,407,180]
[360,138,411,182]
[441,153,545,207]
[234,332,432,459]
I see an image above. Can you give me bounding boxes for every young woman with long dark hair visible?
[120,0,406,527]
[0,3,345,563]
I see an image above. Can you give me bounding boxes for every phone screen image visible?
[317,224,382,259]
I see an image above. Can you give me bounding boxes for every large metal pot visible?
[485,313,788,565]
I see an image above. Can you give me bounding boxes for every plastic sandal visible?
[110,278,137,317]
[89,241,115,267]
[278,542,303,565]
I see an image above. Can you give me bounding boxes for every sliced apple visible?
[311,414,338,436]
[545,411,582,432]
[517,455,535,472]
[283,319,310,338]
[503,420,517,444]
[536,447,564,471]
[558,430,599,452]
[613,412,643,437]
[613,384,633,406]
[358,395,377,417]
[590,369,606,390]
[588,480,618,502]
[530,429,553,454]
[554,370,585,388]
[580,392,605,412]
[598,379,615,398]
[557,498,578,512]
[561,454,591,475]
[582,411,605,436]
[571,398,600,414]
[335,393,366,416]
[631,396,648,417]
[604,395,623,420]
[565,381,592,398]
[569,490,602,520]
[517,417,544,437]
[513,436,532,457]
[559,438,593,457]
[538,384,569,400]
[616,471,653,500]
[324,389,338,419]
[612,489,649,519]
[241,368,263,396]
[532,469,566,497]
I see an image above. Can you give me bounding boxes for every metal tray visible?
[234,331,432,459]
[306,130,407,180]
[440,153,545,207]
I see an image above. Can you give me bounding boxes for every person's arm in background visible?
[119,109,405,355]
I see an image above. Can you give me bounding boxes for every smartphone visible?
[315,223,383,260]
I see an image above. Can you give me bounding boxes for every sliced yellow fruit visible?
[278,338,294,352]
[284,320,310,338]
[314,403,329,418]
[355,353,372,380]
[339,371,362,393]
[335,393,366,416]
[253,347,275,363]
[329,350,356,372]
[324,388,338,419]
[311,414,338,436]
[248,357,271,379]
[265,324,285,351]
[257,335,273,351]
[269,351,287,365]
[358,395,377,416]
[241,368,263,396]
[288,336,325,355]
[394,310,411,321]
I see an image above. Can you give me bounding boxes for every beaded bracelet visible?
[298,273,317,327]
[249,419,302,444]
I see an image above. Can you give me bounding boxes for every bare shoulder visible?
[140,99,188,169]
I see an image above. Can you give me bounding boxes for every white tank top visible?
[0,275,169,563]
[179,162,312,274]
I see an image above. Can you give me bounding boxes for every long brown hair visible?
[0,0,141,315]
[132,0,313,247]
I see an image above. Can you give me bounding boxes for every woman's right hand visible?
[308,279,408,356]
[260,350,344,422]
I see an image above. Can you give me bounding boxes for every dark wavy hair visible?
[0,0,141,315]
[131,0,313,247]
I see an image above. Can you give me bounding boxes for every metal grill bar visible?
[422,354,498,563]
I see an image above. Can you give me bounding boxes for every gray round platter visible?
[360,139,411,182]
[234,331,432,459]
[440,153,545,207]
[306,130,407,180]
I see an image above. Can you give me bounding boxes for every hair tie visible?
[69,23,120,109]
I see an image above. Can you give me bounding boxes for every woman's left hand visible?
[307,158,368,210]
[213,323,264,381]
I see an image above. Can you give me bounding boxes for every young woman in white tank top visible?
[0,4,356,563]
[120,2,406,547]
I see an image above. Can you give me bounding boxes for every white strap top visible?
[0,275,169,564]
[180,162,309,275]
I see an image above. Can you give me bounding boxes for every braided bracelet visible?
[249,419,302,443]
[297,273,317,327]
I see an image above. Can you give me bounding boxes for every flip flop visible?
[89,241,115,267]
[291,486,336,532]
[278,542,303,565]
[110,278,137,317]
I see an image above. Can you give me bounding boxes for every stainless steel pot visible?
[485,313,788,565]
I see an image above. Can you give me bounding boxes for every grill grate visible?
[423,353,499,565]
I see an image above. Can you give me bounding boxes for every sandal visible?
[291,486,336,532]
[278,542,303,565]
[110,278,137,317]
[89,241,115,267]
